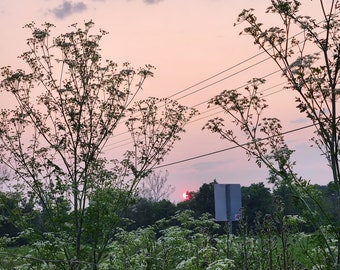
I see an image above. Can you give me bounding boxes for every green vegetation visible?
[205,0,340,268]
[0,209,336,269]
[0,0,340,269]
[0,180,337,269]
[0,20,196,268]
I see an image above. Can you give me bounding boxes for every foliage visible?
[177,181,217,217]
[122,197,177,231]
[205,0,340,268]
[0,21,196,268]
[1,187,340,269]
[103,211,222,270]
[100,211,326,270]
[241,182,273,229]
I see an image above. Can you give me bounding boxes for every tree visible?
[0,21,196,269]
[123,197,177,231]
[241,182,273,229]
[138,170,175,202]
[204,0,340,268]
[0,192,22,241]
[192,181,216,217]
[273,183,300,215]
[177,181,217,217]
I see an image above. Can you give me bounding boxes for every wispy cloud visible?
[50,1,87,19]
[290,117,309,124]
[49,0,164,19]
[90,0,164,4]
[190,160,230,172]
[143,0,164,4]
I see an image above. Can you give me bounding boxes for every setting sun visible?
[182,191,190,201]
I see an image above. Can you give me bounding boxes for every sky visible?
[0,0,333,202]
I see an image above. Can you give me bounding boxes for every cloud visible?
[49,0,164,19]
[290,117,309,124]
[50,1,87,19]
[143,0,164,4]
[190,160,231,172]
[91,0,164,4]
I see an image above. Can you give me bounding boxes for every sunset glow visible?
[0,0,332,202]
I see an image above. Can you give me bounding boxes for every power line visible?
[103,65,285,150]
[104,80,288,151]
[164,15,329,102]
[166,51,269,100]
[174,56,273,102]
[102,16,331,155]
[102,34,323,151]
[154,123,315,169]
[103,22,313,147]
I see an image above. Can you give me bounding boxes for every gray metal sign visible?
[214,184,242,222]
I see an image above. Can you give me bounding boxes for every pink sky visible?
[0,0,332,202]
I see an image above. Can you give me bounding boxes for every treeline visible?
[0,181,331,244]
[1,181,337,269]
[124,180,336,232]
[1,180,334,246]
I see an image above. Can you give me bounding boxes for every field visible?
[1,211,335,270]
